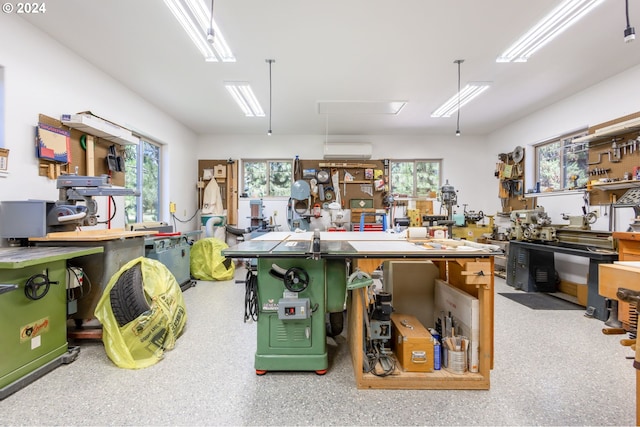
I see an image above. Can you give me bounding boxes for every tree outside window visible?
[390,160,441,197]
[124,140,160,223]
[536,132,588,191]
[243,160,292,198]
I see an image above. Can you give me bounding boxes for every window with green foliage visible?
[390,160,441,197]
[535,131,588,191]
[124,139,161,223]
[243,160,292,198]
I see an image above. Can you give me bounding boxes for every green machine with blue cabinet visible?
[0,246,103,399]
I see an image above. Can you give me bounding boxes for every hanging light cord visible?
[269,61,272,133]
[454,59,463,136]
[207,0,215,42]
[456,61,461,134]
[266,59,275,135]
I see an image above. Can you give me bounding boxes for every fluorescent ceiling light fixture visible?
[430,83,491,118]
[224,82,265,117]
[497,0,604,63]
[164,0,235,62]
[317,100,407,115]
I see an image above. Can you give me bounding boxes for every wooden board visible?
[28,228,155,242]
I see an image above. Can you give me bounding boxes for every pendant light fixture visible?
[266,59,275,136]
[206,0,214,43]
[454,59,463,137]
[624,0,636,42]
[163,0,235,62]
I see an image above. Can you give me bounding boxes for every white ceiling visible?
[21,0,640,136]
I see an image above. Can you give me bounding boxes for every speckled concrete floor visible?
[0,268,635,426]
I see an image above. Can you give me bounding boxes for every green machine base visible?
[0,246,102,400]
[254,257,345,375]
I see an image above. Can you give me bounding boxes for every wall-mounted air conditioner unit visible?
[323,142,372,160]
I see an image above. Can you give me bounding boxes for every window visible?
[124,139,161,223]
[243,160,292,197]
[535,130,588,191]
[390,160,442,197]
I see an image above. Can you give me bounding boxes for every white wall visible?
[487,63,640,231]
[0,15,198,240]
[197,133,498,229]
[486,63,640,284]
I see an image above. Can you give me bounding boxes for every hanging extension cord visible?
[244,268,258,323]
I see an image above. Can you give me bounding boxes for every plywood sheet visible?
[29,228,154,241]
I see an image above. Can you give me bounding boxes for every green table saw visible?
[0,246,103,400]
[222,231,496,375]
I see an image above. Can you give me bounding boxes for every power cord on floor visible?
[244,268,258,323]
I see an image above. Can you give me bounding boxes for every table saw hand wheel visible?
[283,267,309,293]
[24,273,58,301]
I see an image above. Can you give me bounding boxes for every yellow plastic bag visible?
[94,257,187,369]
[190,237,235,281]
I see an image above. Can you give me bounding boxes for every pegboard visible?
[586,111,640,206]
[296,159,386,211]
[37,114,125,186]
[496,146,528,214]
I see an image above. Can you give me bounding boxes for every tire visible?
[326,311,344,337]
[110,263,151,327]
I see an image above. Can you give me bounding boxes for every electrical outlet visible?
[169,202,176,213]
[184,209,187,216]
[273,210,278,216]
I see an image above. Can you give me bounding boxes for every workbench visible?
[599,232,640,426]
[223,231,496,389]
[0,246,103,399]
[507,240,618,320]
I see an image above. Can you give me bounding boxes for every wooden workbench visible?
[224,231,496,390]
[29,228,155,242]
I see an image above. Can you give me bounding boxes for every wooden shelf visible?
[589,180,640,191]
[524,189,586,198]
[347,257,494,390]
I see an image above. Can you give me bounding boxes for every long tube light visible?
[430,83,491,118]
[497,0,604,63]
[164,0,235,62]
[224,82,265,117]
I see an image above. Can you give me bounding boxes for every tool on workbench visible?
[363,290,395,376]
[0,173,139,240]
